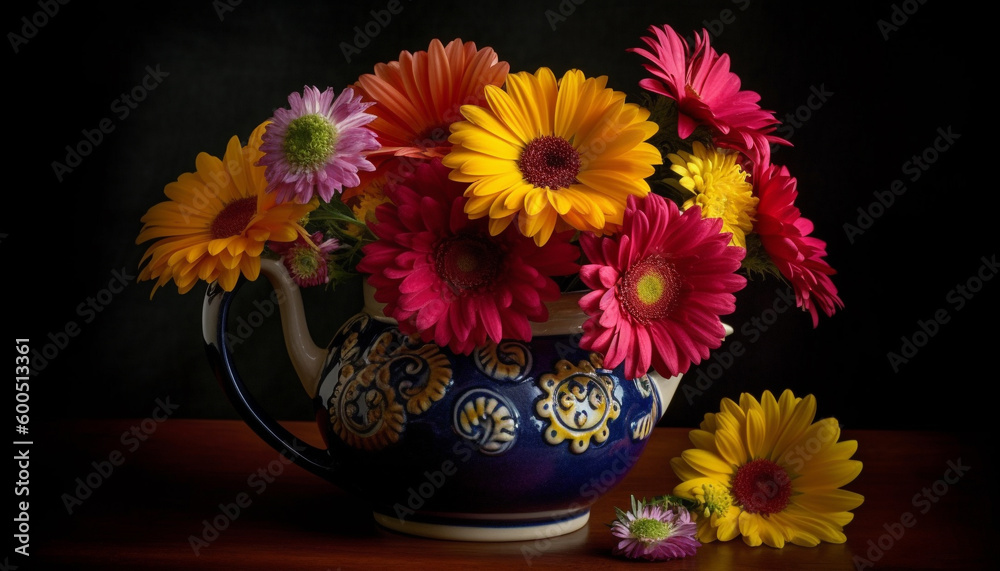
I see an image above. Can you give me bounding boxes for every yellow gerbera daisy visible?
[443,67,662,246]
[667,142,757,249]
[670,389,864,548]
[135,122,316,297]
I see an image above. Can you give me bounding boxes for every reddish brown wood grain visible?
[32,420,992,570]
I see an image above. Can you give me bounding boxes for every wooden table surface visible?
[28,419,993,570]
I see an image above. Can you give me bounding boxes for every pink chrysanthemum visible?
[610,498,700,561]
[579,193,745,379]
[629,25,788,166]
[357,159,580,354]
[258,86,380,204]
[269,231,340,288]
[753,162,843,326]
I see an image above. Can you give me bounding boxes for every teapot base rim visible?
[372,507,590,542]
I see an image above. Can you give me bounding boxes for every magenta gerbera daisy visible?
[578,193,746,379]
[610,497,700,561]
[258,85,380,204]
[357,158,580,354]
[753,162,844,326]
[629,24,788,166]
[268,231,341,288]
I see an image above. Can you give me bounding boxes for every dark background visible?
[8,0,984,440]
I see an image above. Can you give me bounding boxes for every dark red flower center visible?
[434,234,503,294]
[414,124,452,149]
[731,458,793,515]
[518,135,581,190]
[210,197,257,239]
[617,255,681,323]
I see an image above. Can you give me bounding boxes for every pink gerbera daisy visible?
[268,231,341,288]
[258,86,380,204]
[629,25,788,166]
[578,193,746,379]
[753,162,844,326]
[357,159,580,354]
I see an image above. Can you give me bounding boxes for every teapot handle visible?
[202,278,338,482]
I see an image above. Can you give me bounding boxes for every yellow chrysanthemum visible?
[668,142,757,249]
[135,122,316,297]
[670,389,864,548]
[443,67,662,246]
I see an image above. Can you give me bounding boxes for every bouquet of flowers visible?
[135,24,842,382]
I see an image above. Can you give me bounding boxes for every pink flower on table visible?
[753,162,843,326]
[610,498,700,561]
[357,159,580,354]
[629,24,789,166]
[258,86,380,204]
[578,193,745,379]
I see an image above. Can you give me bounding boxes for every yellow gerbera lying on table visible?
[670,389,864,548]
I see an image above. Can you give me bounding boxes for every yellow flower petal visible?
[792,489,865,513]
[681,449,733,478]
[771,393,818,460]
[714,422,746,466]
[719,397,746,424]
[452,153,515,177]
[454,105,522,148]
[449,132,521,161]
[793,459,863,490]
[518,206,558,247]
[781,507,848,544]
[522,187,549,217]
[207,237,235,257]
[696,521,719,543]
[669,457,704,483]
[745,407,766,460]
[688,428,716,452]
[546,188,574,216]
[444,67,661,244]
[738,512,763,547]
[506,68,554,135]
[714,507,742,541]
[484,83,533,143]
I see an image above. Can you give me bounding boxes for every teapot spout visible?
[648,370,682,421]
[260,259,327,398]
[649,323,734,421]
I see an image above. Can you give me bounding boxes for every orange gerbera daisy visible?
[344,38,509,202]
[135,123,315,297]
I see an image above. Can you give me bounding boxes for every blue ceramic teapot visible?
[203,259,684,541]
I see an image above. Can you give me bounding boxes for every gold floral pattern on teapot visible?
[535,354,621,454]
[328,316,453,450]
